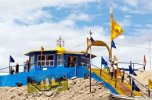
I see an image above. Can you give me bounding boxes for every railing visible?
[91,64,135,97]
[0,67,9,71]
[92,62,150,98]
[118,61,144,70]
[124,72,151,97]
[118,61,150,97]
[0,65,25,74]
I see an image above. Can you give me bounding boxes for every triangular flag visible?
[87,38,91,46]
[116,66,122,78]
[148,79,152,89]
[132,80,140,91]
[101,57,107,66]
[111,40,116,48]
[41,46,44,52]
[110,15,123,41]
[90,37,95,42]
[10,55,15,63]
[144,55,146,66]
[114,55,118,64]
[129,65,137,76]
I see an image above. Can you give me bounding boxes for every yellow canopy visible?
[86,40,112,58]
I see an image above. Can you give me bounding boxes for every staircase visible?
[90,66,142,97]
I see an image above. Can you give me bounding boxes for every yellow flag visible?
[110,15,123,41]
[87,38,91,46]
[116,66,122,78]
[148,79,152,89]
[41,46,44,52]
[144,55,146,65]
[114,55,118,64]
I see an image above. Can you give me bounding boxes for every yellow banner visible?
[148,79,152,89]
[110,15,123,41]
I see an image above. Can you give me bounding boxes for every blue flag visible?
[132,80,140,91]
[129,65,137,76]
[90,37,95,42]
[101,57,107,66]
[10,55,15,63]
[111,40,116,48]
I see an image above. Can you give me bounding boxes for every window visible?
[67,56,78,67]
[57,55,64,66]
[30,56,34,66]
[37,55,54,67]
[81,57,90,66]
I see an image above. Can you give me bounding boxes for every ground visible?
[0,78,110,100]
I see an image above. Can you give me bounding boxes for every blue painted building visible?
[24,36,96,72]
[0,36,119,95]
[0,36,96,87]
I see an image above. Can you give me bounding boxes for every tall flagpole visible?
[149,39,151,70]
[9,55,11,74]
[89,30,92,93]
[110,7,113,60]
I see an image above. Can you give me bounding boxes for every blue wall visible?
[0,66,119,95]
[0,66,89,87]
[28,52,90,72]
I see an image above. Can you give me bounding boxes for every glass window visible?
[37,55,54,67]
[30,56,34,65]
[81,57,89,66]
[67,56,78,67]
[57,55,64,66]
[46,55,54,60]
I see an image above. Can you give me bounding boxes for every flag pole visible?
[89,30,92,93]
[9,55,11,75]
[110,7,113,60]
[100,57,102,76]
[149,39,151,70]
[40,47,43,71]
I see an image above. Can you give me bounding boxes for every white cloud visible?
[124,0,139,7]
[67,13,92,22]
[121,0,152,14]
[0,0,97,22]
[0,0,152,73]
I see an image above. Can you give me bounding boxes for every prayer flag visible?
[144,55,146,65]
[111,40,116,48]
[148,79,152,89]
[101,57,107,66]
[110,15,123,41]
[132,80,140,91]
[10,55,15,63]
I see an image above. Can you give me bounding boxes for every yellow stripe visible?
[91,68,142,96]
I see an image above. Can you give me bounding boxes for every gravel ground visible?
[0,78,110,100]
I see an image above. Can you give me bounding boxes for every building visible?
[24,36,96,72]
[0,36,95,86]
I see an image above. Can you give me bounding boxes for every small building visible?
[25,36,96,72]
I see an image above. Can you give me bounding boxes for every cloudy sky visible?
[0,0,152,72]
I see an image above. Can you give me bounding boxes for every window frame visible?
[57,54,64,66]
[37,54,55,67]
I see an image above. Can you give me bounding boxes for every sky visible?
[0,0,152,72]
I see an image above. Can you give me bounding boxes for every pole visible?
[9,56,11,75]
[148,89,150,97]
[143,64,145,70]
[149,40,151,70]
[129,61,132,85]
[110,7,113,60]
[75,63,77,77]
[40,49,42,71]
[100,57,102,76]
[89,30,92,93]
